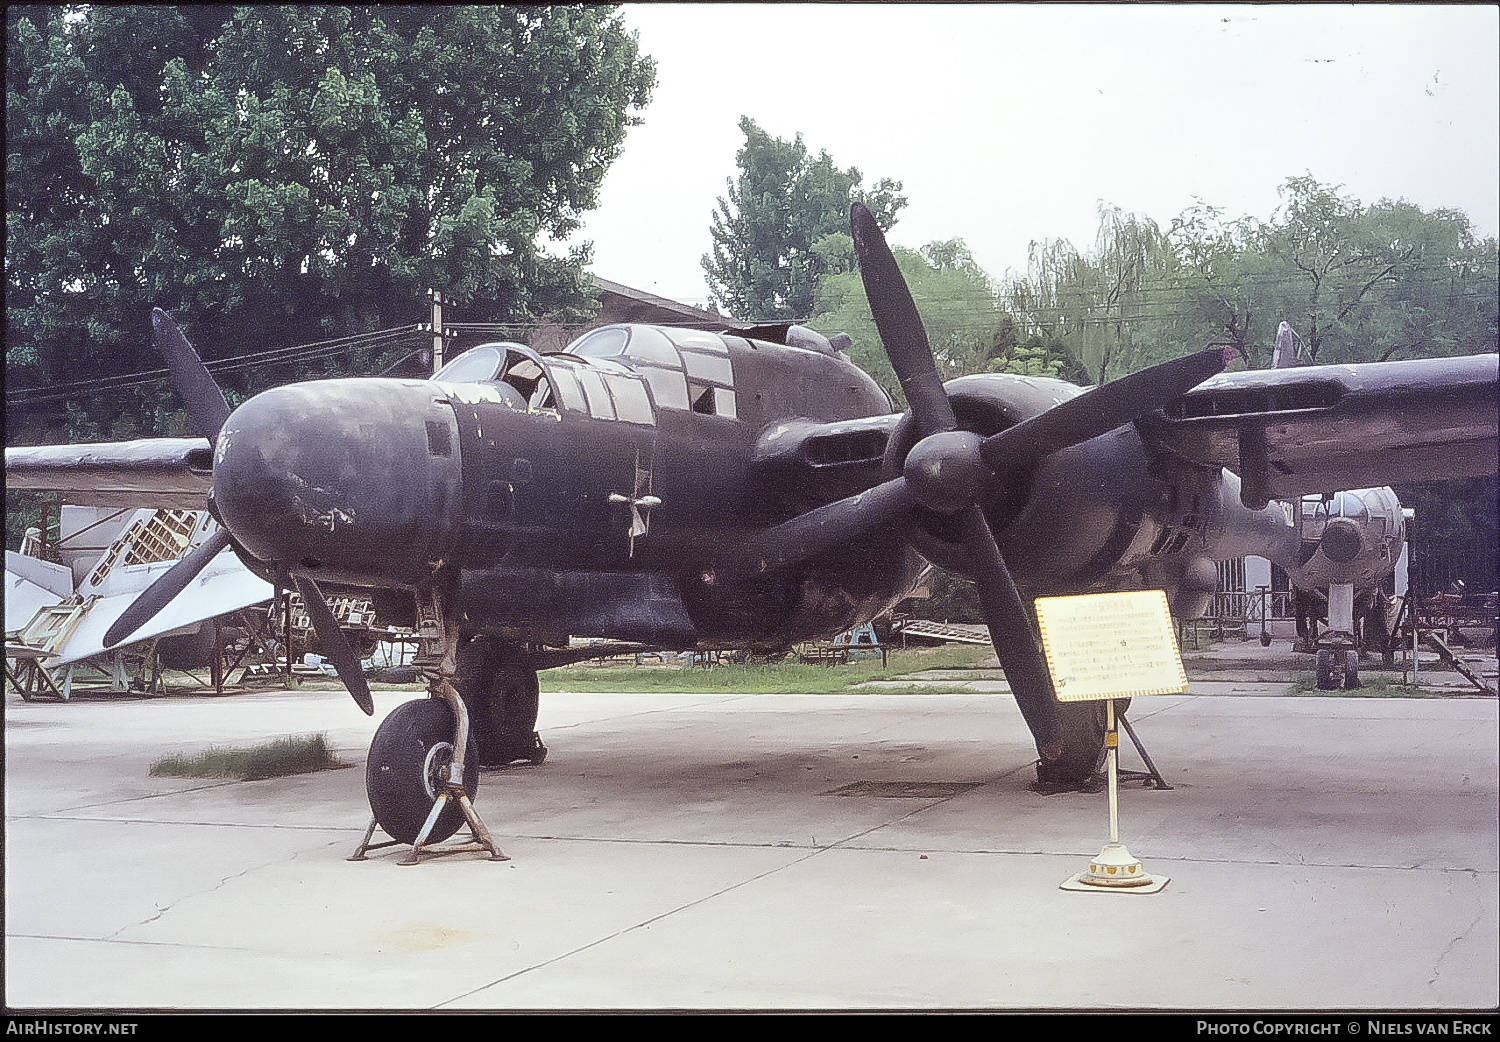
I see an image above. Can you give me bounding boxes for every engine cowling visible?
[1284,487,1405,592]
[883,374,1167,596]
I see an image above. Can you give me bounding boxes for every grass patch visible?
[1288,673,1427,698]
[540,644,994,694]
[150,733,345,780]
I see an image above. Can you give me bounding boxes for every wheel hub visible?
[421,740,455,800]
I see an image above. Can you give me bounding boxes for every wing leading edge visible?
[1137,353,1498,507]
[5,437,214,509]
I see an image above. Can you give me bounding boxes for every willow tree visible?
[1002,205,1177,383]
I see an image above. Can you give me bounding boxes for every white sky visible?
[571,3,1500,311]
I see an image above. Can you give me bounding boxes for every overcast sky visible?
[570,3,1500,311]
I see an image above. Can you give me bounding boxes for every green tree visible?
[1165,178,1499,368]
[1340,196,1499,363]
[811,239,1006,403]
[999,179,1498,380]
[1250,176,1414,364]
[702,116,905,322]
[6,5,655,442]
[1001,204,1181,383]
[1162,200,1277,365]
[1396,477,1498,594]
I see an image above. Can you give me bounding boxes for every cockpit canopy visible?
[565,324,737,419]
[431,325,743,426]
[432,343,506,384]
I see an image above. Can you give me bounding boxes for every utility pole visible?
[426,288,447,375]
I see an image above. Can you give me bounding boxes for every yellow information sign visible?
[1034,590,1187,702]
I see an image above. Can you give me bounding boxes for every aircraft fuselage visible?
[209,323,1435,657]
[213,325,925,651]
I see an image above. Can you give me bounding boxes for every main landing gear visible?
[350,592,541,865]
[1034,700,1134,794]
[456,635,547,768]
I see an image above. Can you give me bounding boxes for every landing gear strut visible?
[349,590,508,865]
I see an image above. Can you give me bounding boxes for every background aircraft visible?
[1204,323,1412,690]
[5,504,272,697]
[7,206,1496,851]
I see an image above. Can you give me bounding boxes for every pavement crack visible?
[435,842,831,1009]
[1428,870,1486,995]
[104,842,340,942]
[434,790,987,1009]
[15,779,243,819]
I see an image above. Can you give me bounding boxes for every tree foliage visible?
[805,174,1495,599]
[1001,205,1183,383]
[701,116,906,322]
[6,5,655,441]
[1001,177,1498,381]
[1395,477,1499,594]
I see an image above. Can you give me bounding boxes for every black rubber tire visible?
[366,698,479,846]
[457,635,544,767]
[1342,650,1362,690]
[1315,649,1340,691]
[1034,698,1131,792]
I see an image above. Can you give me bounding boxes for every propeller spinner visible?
[731,203,1226,761]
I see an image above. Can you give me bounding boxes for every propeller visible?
[730,203,1227,760]
[151,307,230,447]
[103,527,232,649]
[100,310,375,713]
[293,575,374,715]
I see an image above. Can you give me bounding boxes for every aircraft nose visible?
[1318,517,1365,564]
[212,379,461,586]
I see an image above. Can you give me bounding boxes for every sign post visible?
[1035,589,1186,893]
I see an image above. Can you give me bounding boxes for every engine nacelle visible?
[883,374,1182,597]
[1282,487,1405,592]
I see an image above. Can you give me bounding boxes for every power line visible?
[7,326,426,405]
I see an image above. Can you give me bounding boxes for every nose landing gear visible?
[349,590,509,865]
[1314,647,1362,691]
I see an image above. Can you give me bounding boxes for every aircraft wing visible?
[5,551,74,634]
[45,548,273,666]
[5,437,214,509]
[1137,353,1498,506]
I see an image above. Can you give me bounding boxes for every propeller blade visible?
[103,527,233,648]
[980,348,1226,477]
[724,477,914,577]
[292,575,374,715]
[851,203,956,439]
[956,506,1064,756]
[152,308,231,447]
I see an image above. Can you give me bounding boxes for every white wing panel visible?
[49,551,273,666]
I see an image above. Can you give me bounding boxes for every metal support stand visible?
[349,589,508,865]
[1090,704,1173,790]
[1063,699,1169,892]
[5,649,67,701]
[347,800,508,866]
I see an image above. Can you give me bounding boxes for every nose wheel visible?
[350,591,508,865]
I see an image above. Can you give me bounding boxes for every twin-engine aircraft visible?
[8,206,1497,852]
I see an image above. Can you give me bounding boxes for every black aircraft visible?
[9,205,1497,853]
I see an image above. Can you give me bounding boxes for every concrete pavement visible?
[4,676,1496,1011]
